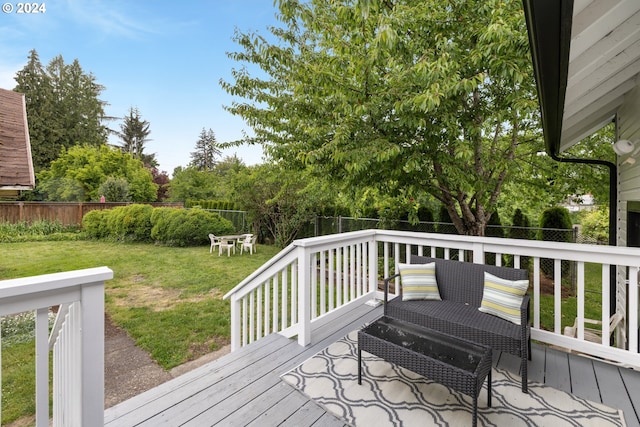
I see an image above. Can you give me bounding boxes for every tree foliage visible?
[37,145,157,202]
[189,128,222,171]
[117,107,156,167]
[13,49,108,172]
[231,163,332,247]
[221,0,540,236]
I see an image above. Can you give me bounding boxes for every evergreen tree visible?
[189,128,222,171]
[13,50,108,171]
[118,107,154,166]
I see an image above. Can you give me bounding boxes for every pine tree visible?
[118,107,156,167]
[13,50,108,172]
[189,128,222,171]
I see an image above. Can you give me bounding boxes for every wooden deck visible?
[104,304,640,426]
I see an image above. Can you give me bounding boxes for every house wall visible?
[616,83,640,246]
[615,83,640,348]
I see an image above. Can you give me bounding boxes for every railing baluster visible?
[328,248,335,311]
[257,285,263,339]
[291,261,297,326]
[273,276,279,332]
[249,290,255,344]
[280,272,287,328]
[533,257,541,329]
[320,250,326,315]
[576,261,585,340]
[554,259,562,335]
[311,253,317,318]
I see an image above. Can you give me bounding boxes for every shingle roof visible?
[0,88,35,189]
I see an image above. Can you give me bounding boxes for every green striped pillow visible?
[479,272,529,325]
[399,262,441,301]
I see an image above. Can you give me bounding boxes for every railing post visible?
[298,246,311,346]
[80,281,105,427]
[369,237,378,295]
[35,308,49,427]
[230,294,241,351]
[472,242,484,264]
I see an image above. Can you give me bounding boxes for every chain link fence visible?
[307,216,598,243]
[305,216,607,292]
[204,209,248,233]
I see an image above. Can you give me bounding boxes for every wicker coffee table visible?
[358,316,492,427]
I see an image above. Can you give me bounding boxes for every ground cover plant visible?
[0,239,279,424]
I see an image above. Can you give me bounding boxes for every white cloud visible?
[0,64,21,90]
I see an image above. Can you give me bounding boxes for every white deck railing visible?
[224,229,640,369]
[0,267,113,427]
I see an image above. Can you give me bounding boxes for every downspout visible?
[523,0,617,316]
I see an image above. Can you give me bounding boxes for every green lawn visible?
[0,240,280,424]
[538,262,605,333]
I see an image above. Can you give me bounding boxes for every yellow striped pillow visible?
[479,272,529,325]
[399,262,441,301]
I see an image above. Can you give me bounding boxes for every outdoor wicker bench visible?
[358,316,492,427]
[384,255,531,393]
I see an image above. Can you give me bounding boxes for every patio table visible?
[358,316,492,427]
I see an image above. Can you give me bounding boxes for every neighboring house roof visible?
[523,0,640,155]
[0,88,35,191]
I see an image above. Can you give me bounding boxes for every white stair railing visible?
[0,267,113,427]
[224,231,378,350]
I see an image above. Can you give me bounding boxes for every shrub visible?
[82,209,111,239]
[150,207,180,242]
[539,206,573,278]
[509,209,532,240]
[163,209,235,246]
[580,208,609,243]
[106,204,153,242]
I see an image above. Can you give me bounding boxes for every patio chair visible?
[563,312,623,343]
[219,238,236,256]
[240,235,257,255]
[209,234,221,254]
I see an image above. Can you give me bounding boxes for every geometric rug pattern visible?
[281,331,626,427]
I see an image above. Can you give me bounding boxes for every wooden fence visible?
[0,202,184,226]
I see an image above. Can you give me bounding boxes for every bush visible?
[539,206,573,278]
[162,209,235,246]
[107,204,153,242]
[150,207,179,242]
[580,208,609,243]
[509,209,532,239]
[82,209,111,239]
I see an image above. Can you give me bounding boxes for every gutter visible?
[523,0,617,315]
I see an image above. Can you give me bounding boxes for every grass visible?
[538,262,605,333]
[0,239,280,425]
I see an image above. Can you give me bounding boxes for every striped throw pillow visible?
[479,272,529,325]
[399,262,441,301]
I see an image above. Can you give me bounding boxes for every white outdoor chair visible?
[563,312,623,343]
[209,234,221,254]
[240,235,257,255]
[219,238,236,256]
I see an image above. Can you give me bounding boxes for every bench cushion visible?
[385,298,522,352]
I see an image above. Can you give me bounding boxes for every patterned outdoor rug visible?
[281,331,626,426]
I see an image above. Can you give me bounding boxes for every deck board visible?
[105,304,640,426]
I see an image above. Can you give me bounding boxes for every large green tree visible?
[37,145,157,202]
[221,0,540,236]
[189,128,222,171]
[14,50,108,172]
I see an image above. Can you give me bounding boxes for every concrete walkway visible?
[104,314,230,408]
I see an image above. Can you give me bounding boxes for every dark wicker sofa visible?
[383,255,531,393]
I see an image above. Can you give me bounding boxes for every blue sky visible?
[0,0,279,174]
